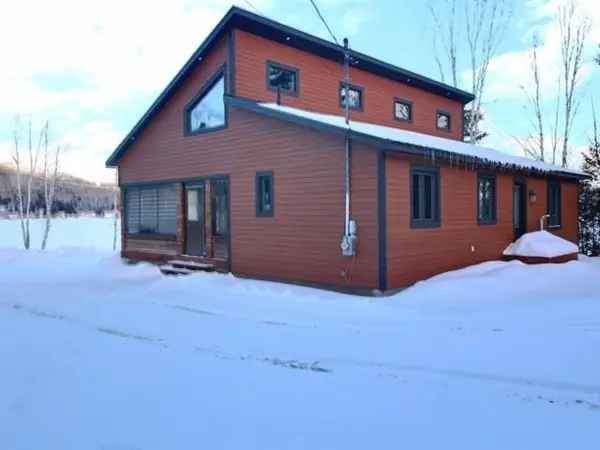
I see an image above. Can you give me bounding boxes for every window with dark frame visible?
[411,166,440,228]
[340,83,363,110]
[267,62,298,95]
[436,110,451,131]
[477,173,497,224]
[547,180,562,227]
[394,99,412,122]
[186,72,225,134]
[256,172,274,217]
[125,184,178,235]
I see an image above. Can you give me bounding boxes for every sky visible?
[0,0,598,184]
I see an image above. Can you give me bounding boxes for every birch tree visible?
[429,0,513,143]
[40,127,61,251]
[558,0,591,167]
[12,117,44,250]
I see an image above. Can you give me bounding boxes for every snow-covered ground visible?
[0,217,119,251]
[1,219,599,449]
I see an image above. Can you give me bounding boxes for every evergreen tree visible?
[579,112,600,255]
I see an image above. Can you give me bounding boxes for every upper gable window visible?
[186,72,225,135]
[436,110,451,131]
[340,83,363,110]
[394,98,412,122]
[267,62,298,95]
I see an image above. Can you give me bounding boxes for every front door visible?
[512,182,527,240]
[185,185,206,256]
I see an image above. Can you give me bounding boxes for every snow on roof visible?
[260,103,584,177]
[503,231,579,258]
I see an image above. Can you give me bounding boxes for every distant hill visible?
[0,163,117,217]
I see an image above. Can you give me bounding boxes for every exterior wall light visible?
[528,190,537,204]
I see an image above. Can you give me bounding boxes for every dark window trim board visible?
[547,179,562,229]
[255,171,275,217]
[410,164,441,229]
[183,65,228,137]
[339,81,364,111]
[266,60,300,97]
[436,109,452,132]
[477,172,497,225]
[393,97,413,123]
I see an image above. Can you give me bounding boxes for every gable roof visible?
[106,6,474,167]
[226,96,586,179]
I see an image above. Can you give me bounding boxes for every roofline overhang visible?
[105,6,474,168]
[226,95,589,181]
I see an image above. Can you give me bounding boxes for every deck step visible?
[159,264,194,276]
[168,260,215,271]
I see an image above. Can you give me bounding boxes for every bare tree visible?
[429,0,513,144]
[12,117,44,250]
[40,127,61,251]
[558,0,591,167]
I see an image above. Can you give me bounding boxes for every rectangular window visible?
[411,166,440,228]
[477,173,497,224]
[125,184,178,235]
[547,180,562,227]
[267,62,298,95]
[394,98,412,122]
[436,110,451,131]
[340,83,363,110]
[256,172,274,217]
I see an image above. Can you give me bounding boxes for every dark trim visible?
[105,6,474,167]
[266,60,299,97]
[410,164,441,229]
[377,149,387,292]
[339,81,364,111]
[436,109,452,132]
[513,177,528,240]
[477,172,497,225]
[122,174,231,188]
[227,29,236,95]
[393,97,413,123]
[547,179,562,229]
[126,233,177,241]
[255,171,274,217]
[224,96,588,181]
[183,65,228,136]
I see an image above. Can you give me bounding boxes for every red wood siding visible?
[385,154,580,288]
[234,30,465,141]
[120,78,380,289]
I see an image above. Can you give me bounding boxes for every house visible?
[106,6,585,294]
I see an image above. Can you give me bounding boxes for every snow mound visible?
[503,231,578,258]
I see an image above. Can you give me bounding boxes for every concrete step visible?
[159,264,194,276]
[168,260,215,271]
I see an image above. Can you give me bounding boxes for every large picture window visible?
[547,180,562,227]
[185,71,225,135]
[125,184,178,235]
[411,166,440,228]
[477,173,497,224]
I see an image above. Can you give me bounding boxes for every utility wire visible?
[308,0,339,45]
[242,0,262,15]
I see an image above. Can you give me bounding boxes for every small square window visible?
[340,83,363,110]
[436,111,451,131]
[267,62,298,95]
[256,172,274,217]
[394,99,412,122]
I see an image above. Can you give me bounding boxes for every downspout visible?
[341,37,357,258]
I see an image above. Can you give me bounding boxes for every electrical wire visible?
[308,0,339,45]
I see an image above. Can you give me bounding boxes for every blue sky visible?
[0,0,598,183]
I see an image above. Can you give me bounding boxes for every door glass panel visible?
[187,189,199,221]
